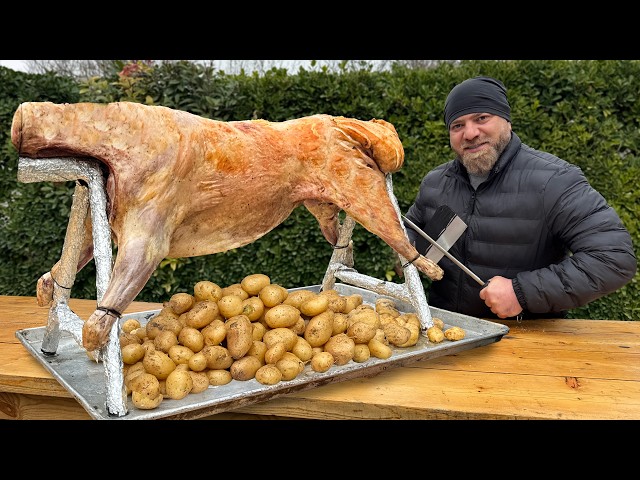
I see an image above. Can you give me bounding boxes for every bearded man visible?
[404,76,636,319]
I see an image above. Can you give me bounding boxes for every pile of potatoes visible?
[113,274,465,411]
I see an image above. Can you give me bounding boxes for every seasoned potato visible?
[444,326,466,341]
[241,273,271,296]
[193,280,223,303]
[119,331,142,348]
[255,364,283,385]
[129,372,161,398]
[397,323,420,348]
[165,369,193,400]
[347,308,380,329]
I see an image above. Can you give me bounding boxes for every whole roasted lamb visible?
[11,102,443,351]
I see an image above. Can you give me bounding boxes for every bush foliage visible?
[1,60,638,320]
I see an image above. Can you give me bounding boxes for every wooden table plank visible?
[2,295,640,420]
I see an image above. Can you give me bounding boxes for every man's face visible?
[448,113,512,176]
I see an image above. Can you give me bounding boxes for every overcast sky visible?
[0,60,28,72]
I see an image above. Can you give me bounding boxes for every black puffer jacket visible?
[405,132,637,319]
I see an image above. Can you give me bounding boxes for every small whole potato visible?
[259,284,288,307]
[353,343,371,363]
[304,310,335,348]
[427,326,445,343]
[178,326,205,353]
[201,319,227,346]
[292,336,314,362]
[168,344,195,365]
[202,345,234,370]
[154,330,179,353]
[230,355,263,381]
[262,327,298,351]
[132,391,163,410]
[168,292,195,315]
[310,351,334,373]
[255,364,283,385]
[165,369,193,400]
[185,300,219,329]
[188,350,209,372]
[444,326,466,341]
[283,289,316,309]
[121,342,146,365]
[143,348,176,380]
[221,283,250,300]
[206,369,232,386]
[368,338,393,359]
[225,315,254,359]
[188,371,210,394]
[276,356,303,381]
[323,333,355,366]
[299,294,329,317]
[264,303,300,328]
[121,318,141,334]
[193,280,223,303]
[240,273,271,296]
[241,296,265,322]
[217,294,244,319]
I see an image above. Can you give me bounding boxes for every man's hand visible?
[479,276,523,318]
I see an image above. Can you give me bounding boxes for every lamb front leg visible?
[82,233,168,351]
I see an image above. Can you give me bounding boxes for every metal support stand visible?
[17,157,128,417]
[321,174,433,331]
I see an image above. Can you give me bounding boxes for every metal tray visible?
[16,284,509,420]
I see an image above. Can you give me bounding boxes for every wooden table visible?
[1,295,639,420]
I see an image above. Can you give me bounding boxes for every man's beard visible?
[457,129,511,176]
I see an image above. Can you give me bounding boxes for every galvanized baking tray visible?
[16,284,509,420]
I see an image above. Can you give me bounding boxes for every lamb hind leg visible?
[82,234,168,351]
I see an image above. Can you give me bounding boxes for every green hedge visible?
[1,60,638,320]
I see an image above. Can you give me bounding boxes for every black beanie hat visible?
[444,76,511,129]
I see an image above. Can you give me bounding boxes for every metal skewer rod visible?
[402,215,488,288]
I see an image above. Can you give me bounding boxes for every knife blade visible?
[402,214,489,288]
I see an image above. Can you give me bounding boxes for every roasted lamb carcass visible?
[11,102,443,351]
